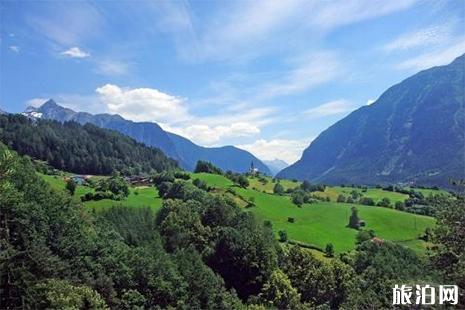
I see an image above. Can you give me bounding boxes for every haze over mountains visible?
[278,54,465,188]
[263,159,289,176]
[23,101,272,175]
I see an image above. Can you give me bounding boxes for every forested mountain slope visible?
[0,114,177,175]
[278,54,465,188]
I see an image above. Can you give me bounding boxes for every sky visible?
[1,0,464,164]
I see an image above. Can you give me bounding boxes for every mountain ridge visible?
[24,101,272,175]
[277,54,465,188]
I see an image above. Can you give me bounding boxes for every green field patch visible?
[39,173,162,211]
[233,187,434,253]
[248,176,300,193]
[83,186,163,211]
[317,186,409,203]
[190,172,234,188]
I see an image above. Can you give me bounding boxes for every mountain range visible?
[263,159,289,176]
[23,101,272,175]
[278,54,465,188]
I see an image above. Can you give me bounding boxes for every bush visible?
[395,201,405,211]
[356,230,375,244]
[287,217,295,223]
[337,194,346,203]
[377,197,391,208]
[174,171,191,180]
[278,230,288,242]
[359,197,375,206]
[292,191,304,206]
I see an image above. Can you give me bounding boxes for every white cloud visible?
[382,24,453,52]
[178,0,417,62]
[260,52,342,98]
[366,99,376,106]
[237,138,310,164]
[304,99,354,118]
[397,38,465,71]
[311,0,417,30]
[9,46,20,53]
[164,122,260,145]
[96,84,189,123]
[94,83,272,146]
[26,98,49,108]
[61,47,90,58]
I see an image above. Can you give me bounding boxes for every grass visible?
[39,173,162,211]
[234,187,434,253]
[39,171,436,254]
[191,172,235,188]
[248,176,300,193]
[183,173,435,254]
[316,186,409,203]
[83,186,163,211]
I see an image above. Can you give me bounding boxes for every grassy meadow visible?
[40,171,437,255]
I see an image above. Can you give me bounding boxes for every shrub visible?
[337,194,346,203]
[359,197,375,206]
[377,197,391,208]
[278,230,288,242]
[287,217,295,223]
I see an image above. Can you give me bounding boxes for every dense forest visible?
[0,114,178,175]
[1,142,464,308]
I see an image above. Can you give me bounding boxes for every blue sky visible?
[1,0,464,163]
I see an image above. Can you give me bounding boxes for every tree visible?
[259,270,301,309]
[194,160,222,175]
[348,207,361,229]
[278,230,288,242]
[66,179,76,195]
[300,180,312,192]
[431,195,465,306]
[292,190,305,206]
[337,194,346,203]
[273,182,285,195]
[325,243,334,257]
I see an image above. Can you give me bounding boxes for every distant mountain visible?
[263,159,289,176]
[278,54,465,188]
[0,114,177,175]
[24,100,271,175]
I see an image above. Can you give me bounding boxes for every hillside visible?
[167,132,271,173]
[278,54,465,188]
[24,100,272,175]
[0,114,177,175]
